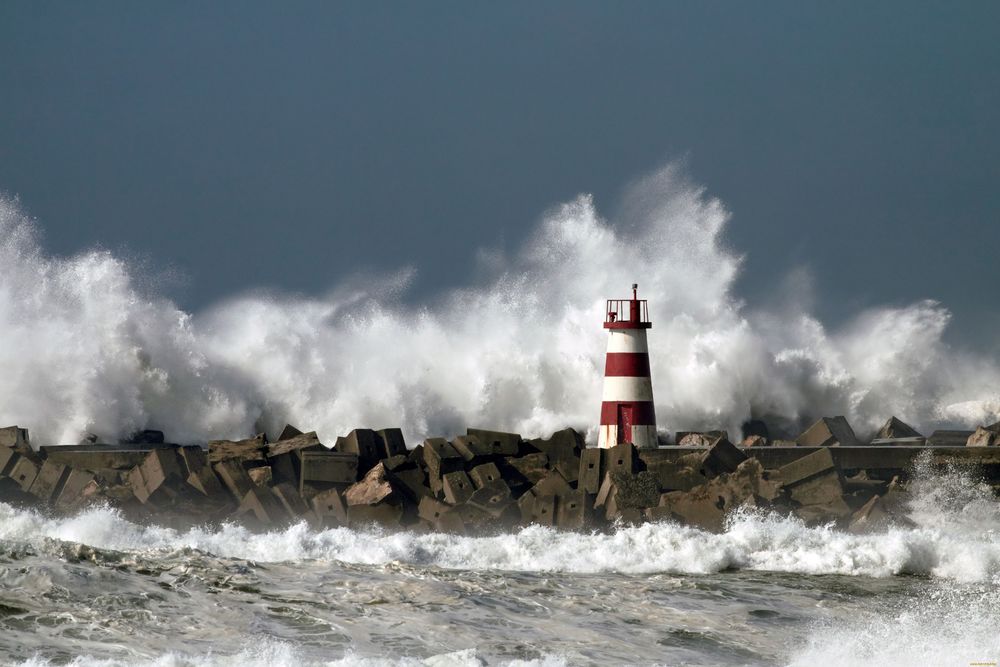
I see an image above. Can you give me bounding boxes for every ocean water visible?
[0,465,997,667]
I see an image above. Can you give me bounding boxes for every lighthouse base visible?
[598,424,658,449]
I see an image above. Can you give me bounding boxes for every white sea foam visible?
[2,165,999,446]
[15,642,566,667]
[1,466,997,583]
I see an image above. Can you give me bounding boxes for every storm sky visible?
[1,1,998,348]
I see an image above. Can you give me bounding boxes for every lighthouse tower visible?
[598,284,657,449]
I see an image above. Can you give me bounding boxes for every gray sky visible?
[2,2,998,348]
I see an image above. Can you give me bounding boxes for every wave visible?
[2,465,997,583]
[15,643,567,667]
[2,165,1000,446]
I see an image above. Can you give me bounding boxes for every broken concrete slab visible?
[344,462,395,506]
[208,434,267,465]
[248,466,273,487]
[967,426,1000,447]
[796,417,859,447]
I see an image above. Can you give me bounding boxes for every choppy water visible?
[0,465,998,666]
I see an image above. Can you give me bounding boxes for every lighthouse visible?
[598,284,657,449]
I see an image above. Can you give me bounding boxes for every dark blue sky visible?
[2,2,998,346]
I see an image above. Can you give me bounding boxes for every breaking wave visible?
[2,165,999,446]
[16,644,566,667]
[1,465,997,583]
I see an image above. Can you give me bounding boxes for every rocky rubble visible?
[5,414,994,535]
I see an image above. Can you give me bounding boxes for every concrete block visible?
[554,457,579,485]
[697,438,748,478]
[532,470,573,498]
[503,452,549,486]
[741,435,769,447]
[249,466,273,487]
[298,450,359,493]
[423,438,464,495]
[311,487,348,525]
[0,426,30,449]
[27,461,70,503]
[789,471,847,509]
[0,446,18,476]
[276,424,303,441]
[442,470,474,505]
[271,482,310,517]
[467,429,520,456]
[778,448,839,488]
[208,434,267,464]
[54,468,99,510]
[875,417,922,440]
[348,502,403,527]
[528,428,583,464]
[796,417,859,447]
[418,496,465,532]
[677,431,728,447]
[239,487,289,525]
[967,426,1000,447]
[178,446,226,497]
[927,430,975,446]
[555,489,587,529]
[214,459,255,501]
[469,462,502,489]
[847,495,892,534]
[466,480,513,517]
[608,470,660,510]
[578,448,603,494]
[603,443,636,475]
[450,435,492,462]
[517,491,554,525]
[376,428,407,458]
[645,460,705,492]
[382,454,409,472]
[7,457,39,492]
[336,429,382,474]
[388,466,432,503]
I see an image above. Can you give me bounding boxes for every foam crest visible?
[2,164,1000,446]
[15,641,566,667]
[1,467,997,582]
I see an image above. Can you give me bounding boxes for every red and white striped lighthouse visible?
[598,284,657,449]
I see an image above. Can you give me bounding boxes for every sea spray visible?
[2,165,1000,446]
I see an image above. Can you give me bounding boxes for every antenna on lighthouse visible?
[598,284,656,449]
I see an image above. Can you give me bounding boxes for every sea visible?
[0,462,996,667]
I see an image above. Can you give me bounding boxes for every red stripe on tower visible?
[598,284,658,449]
